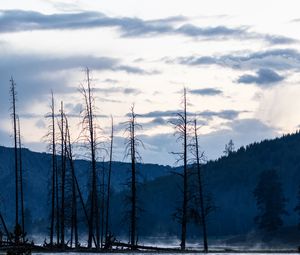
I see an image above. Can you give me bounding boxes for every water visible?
[32,253,299,255]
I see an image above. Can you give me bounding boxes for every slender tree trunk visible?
[180,88,188,251]
[17,117,25,242]
[55,154,60,245]
[84,68,98,249]
[49,92,56,246]
[194,119,208,252]
[105,117,114,243]
[100,162,105,249]
[10,78,19,240]
[130,113,137,249]
[65,119,92,248]
[60,101,66,247]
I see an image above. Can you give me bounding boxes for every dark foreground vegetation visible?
[2,70,300,253]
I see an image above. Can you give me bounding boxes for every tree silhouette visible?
[10,77,19,242]
[170,88,190,250]
[124,105,143,249]
[254,169,287,233]
[191,119,208,252]
[79,68,100,248]
[105,116,114,247]
[223,139,235,156]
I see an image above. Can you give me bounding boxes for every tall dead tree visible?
[79,68,99,248]
[124,105,143,249]
[45,92,58,246]
[100,160,105,249]
[59,101,66,247]
[10,77,20,243]
[105,117,114,244]
[170,88,190,250]
[64,111,98,248]
[193,119,208,252]
[64,115,79,248]
[17,116,25,242]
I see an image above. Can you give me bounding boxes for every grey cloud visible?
[0,10,295,44]
[94,87,141,95]
[189,88,223,96]
[35,119,46,129]
[65,103,83,115]
[141,117,167,130]
[199,110,241,120]
[0,53,150,75]
[137,109,243,121]
[102,78,119,84]
[138,110,176,118]
[237,68,284,85]
[176,24,244,37]
[0,52,154,115]
[263,35,296,45]
[176,48,300,71]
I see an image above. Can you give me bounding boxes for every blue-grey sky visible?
[0,0,300,165]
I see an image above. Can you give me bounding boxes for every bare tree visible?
[170,88,190,250]
[64,113,97,248]
[79,68,100,248]
[192,119,208,252]
[10,77,20,243]
[124,105,143,249]
[58,101,67,248]
[105,117,114,245]
[64,115,79,248]
[45,92,58,246]
[17,116,25,242]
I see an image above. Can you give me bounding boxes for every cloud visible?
[199,110,241,120]
[0,10,295,44]
[138,110,176,118]
[136,118,278,165]
[175,48,300,71]
[94,87,141,95]
[0,53,151,75]
[189,88,223,96]
[237,68,284,85]
[0,51,155,115]
[175,24,245,37]
[137,109,243,121]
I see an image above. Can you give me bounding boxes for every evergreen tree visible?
[294,184,300,229]
[254,169,287,233]
[223,139,235,156]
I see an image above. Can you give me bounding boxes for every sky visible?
[1,0,300,165]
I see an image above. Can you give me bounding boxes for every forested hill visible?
[0,146,172,231]
[1,132,300,240]
[116,131,300,239]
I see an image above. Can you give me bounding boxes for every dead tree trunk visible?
[100,161,105,249]
[125,106,143,249]
[80,68,99,249]
[105,117,114,244]
[55,150,60,245]
[60,102,66,247]
[10,77,22,244]
[48,92,57,246]
[10,77,19,243]
[170,88,189,250]
[64,116,79,248]
[181,88,188,251]
[17,117,25,242]
[193,119,208,252]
